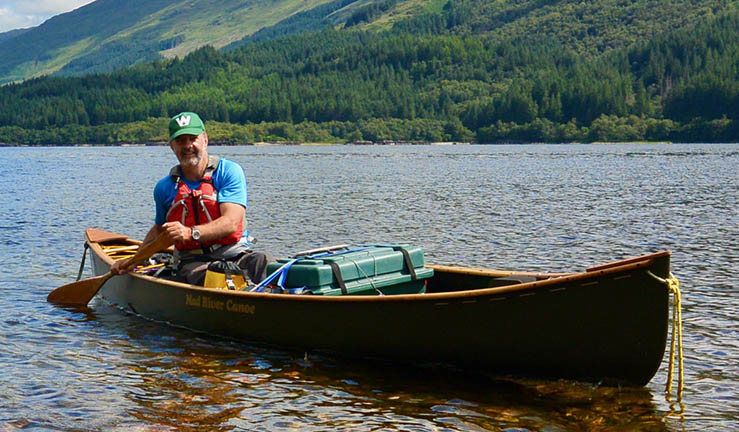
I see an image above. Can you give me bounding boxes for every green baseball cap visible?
[169,112,205,141]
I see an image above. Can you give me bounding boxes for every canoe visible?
[81,228,676,386]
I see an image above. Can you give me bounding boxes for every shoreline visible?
[0,141,712,147]
[0,140,476,147]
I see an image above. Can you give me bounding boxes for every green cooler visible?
[264,245,434,295]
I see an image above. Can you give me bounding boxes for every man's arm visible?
[161,202,244,244]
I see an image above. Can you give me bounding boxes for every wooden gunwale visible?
[85,234,668,303]
[587,250,671,271]
[425,264,571,279]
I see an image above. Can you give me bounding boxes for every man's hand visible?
[109,224,170,275]
[162,221,192,243]
[110,258,136,275]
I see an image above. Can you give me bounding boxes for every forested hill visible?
[382,0,734,55]
[1,0,734,85]
[0,1,737,144]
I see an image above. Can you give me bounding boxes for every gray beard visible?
[180,153,202,167]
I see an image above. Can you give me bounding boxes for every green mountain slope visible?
[225,0,359,49]
[0,28,31,44]
[0,0,343,85]
[0,0,736,143]
[2,0,735,85]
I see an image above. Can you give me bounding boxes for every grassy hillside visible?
[0,0,173,83]
[0,0,341,85]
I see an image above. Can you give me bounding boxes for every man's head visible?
[168,112,208,168]
[169,112,205,141]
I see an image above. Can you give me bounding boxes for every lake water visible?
[0,143,736,431]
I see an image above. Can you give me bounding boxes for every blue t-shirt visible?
[154,158,247,226]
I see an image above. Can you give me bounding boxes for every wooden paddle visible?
[47,232,172,306]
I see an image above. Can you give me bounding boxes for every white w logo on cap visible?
[175,115,191,127]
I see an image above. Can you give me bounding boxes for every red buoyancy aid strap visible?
[165,155,220,224]
[165,155,244,251]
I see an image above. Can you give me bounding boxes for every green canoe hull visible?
[87,230,671,386]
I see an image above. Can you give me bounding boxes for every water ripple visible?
[0,144,737,431]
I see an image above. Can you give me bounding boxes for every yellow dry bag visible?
[204,260,247,290]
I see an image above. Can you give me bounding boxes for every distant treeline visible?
[1,115,735,146]
[0,10,737,144]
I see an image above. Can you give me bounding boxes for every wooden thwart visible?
[102,245,140,253]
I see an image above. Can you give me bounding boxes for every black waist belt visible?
[179,243,223,259]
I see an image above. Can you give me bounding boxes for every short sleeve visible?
[213,159,247,207]
[153,176,176,226]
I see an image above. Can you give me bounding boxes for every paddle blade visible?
[47,272,112,305]
[47,231,171,306]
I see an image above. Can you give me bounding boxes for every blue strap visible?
[250,258,301,292]
[251,245,377,293]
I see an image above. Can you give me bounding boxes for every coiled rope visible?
[647,271,683,400]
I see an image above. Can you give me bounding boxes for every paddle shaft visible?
[47,232,171,305]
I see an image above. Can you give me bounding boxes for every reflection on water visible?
[56,305,672,431]
[0,144,737,430]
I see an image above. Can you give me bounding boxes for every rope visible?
[346,256,382,295]
[647,271,683,400]
[75,243,89,281]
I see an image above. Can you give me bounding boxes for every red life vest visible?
[166,156,244,251]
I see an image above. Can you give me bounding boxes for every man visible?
[112,112,271,286]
